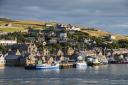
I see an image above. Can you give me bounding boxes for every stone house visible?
[5,49,23,66]
[6,43,38,66]
[47,57,54,64]
[57,49,64,61]
[28,44,37,54]
[11,43,37,54]
[0,53,6,67]
[67,47,75,56]
[25,44,38,66]
[49,38,57,44]
[25,53,36,66]
[59,32,68,43]
[37,32,45,43]
[60,32,67,39]
[42,48,49,57]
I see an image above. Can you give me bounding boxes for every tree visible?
[118,39,128,48]
[107,41,119,49]
[0,45,7,53]
[93,37,105,47]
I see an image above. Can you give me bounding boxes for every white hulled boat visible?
[76,55,87,69]
[35,60,59,70]
[87,57,100,66]
[36,63,59,70]
[76,61,87,69]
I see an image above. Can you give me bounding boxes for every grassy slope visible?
[15,20,57,26]
[114,35,128,40]
[81,29,109,37]
[0,18,128,40]
[0,27,25,32]
[0,19,57,32]
[81,29,128,41]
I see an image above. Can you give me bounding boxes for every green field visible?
[0,27,25,32]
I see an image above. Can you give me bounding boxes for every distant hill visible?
[0,17,128,40]
[0,18,15,22]
[0,18,57,32]
[0,18,48,32]
[0,17,57,26]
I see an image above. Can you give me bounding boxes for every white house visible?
[60,33,67,39]
[49,38,57,44]
[108,34,116,40]
[4,23,12,27]
[0,53,6,67]
[110,35,116,40]
[46,24,53,27]
[0,40,17,45]
[71,26,81,31]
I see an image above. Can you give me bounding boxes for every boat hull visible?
[25,66,36,70]
[87,62,100,66]
[108,61,128,64]
[35,64,60,70]
[76,63,87,69]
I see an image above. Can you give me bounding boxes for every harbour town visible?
[1,0,128,84]
[1,18,128,70]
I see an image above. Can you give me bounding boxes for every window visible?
[1,61,3,63]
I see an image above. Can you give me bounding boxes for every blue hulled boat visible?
[35,63,59,70]
[35,60,59,70]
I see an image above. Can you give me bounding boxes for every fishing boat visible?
[76,61,87,69]
[86,57,100,66]
[25,65,36,70]
[108,60,128,64]
[35,60,59,70]
[100,57,108,65]
[100,60,108,65]
[36,63,59,70]
[108,55,128,64]
[76,55,87,69]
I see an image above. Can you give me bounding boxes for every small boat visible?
[76,61,87,69]
[117,61,128,64]
[100,59,108,65]
[108,57,117,64]
[108,56,128,64]
[108,60,128,64]
[92,58,100,65]
[87,57,100,66]
[25,65,36,70]
[35,60,59,70]
[76,55,87,69]
[35,63,59,70]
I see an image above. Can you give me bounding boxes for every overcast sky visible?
[0,0,128,35]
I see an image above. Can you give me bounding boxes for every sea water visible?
[0,64,128,85]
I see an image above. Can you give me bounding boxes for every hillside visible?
[0,18,57,32]
[0,18,128,41]
[81,28,110,37]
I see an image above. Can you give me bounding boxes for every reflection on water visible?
[36,69,60,73]
[0,65,128,85]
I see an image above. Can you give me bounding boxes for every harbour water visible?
[0,64,128,85]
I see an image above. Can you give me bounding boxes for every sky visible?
[0,0,128,35]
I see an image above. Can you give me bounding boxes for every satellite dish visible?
[43,42,46,46]
[77,56,83,60]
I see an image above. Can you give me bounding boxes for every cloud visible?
[110,23,128,28]
[22,6,42,12]
[0,0,128,34]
